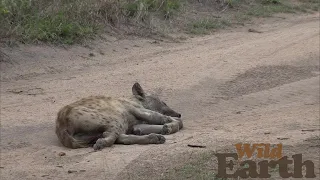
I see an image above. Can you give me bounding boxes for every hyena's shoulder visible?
[60,96,112,111]
[67,95,141,110]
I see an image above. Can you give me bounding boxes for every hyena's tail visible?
[55,105,101,148]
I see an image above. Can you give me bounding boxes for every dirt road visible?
[1,13,319,180]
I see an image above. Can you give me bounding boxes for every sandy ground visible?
[0,13,319,180]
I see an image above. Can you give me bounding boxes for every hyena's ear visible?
[132,82,145,100]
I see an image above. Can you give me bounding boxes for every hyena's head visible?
[132,82,181,118]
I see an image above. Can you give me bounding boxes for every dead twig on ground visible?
[187,144,206,148]
[301,129,320,132]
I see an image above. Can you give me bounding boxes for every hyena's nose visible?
[177,114,181,118]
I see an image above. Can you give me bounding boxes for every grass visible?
[298,0,320,11]
[0,0,105,44]
[245,1,306,17]
[194,0,318,35]
[0,0,182,44]
[123,0,182,19]
[17,13,96,44]
[246,5,294,17]
[188,18,231,35]
[244,0,319,17]
[0,0,318,44]
[186,0,319,35]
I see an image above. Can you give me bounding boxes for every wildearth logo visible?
[215,143,316,178]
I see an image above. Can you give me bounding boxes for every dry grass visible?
[0,0,182,44]
[1,0,107,44]
[0,0,318,44]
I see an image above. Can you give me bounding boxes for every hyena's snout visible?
[167,109,181,118]
[175,112,182,118]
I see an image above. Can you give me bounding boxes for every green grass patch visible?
[188,19,231,35]
[16,12,96,44]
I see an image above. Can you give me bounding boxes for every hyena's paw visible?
[147,133,166,144]
[161,124,172,135]
[175,118,183,129]
[161,116,174,124]
[162,121,180,135]
[170,117,183,129]
[133,127,142,135]
[93,138,113,150]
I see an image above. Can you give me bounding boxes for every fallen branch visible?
[248,28,263,33]
[277,137,289,140]
[187,144,206,148]
[301,129,320,132]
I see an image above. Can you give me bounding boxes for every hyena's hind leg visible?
[93,127,120,150]
[115,133,165,145]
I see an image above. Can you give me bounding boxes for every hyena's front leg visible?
[130,108,173,125]
[130,108,183,134]
[133,118,183,135]
[133,124,164,135]
[115,133,165,145]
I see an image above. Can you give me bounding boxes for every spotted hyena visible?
[55,83,183,150]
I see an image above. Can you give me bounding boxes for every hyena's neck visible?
[123,95,144,108]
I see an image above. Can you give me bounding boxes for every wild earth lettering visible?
[235,143,282,159]
[215,144,316,178]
